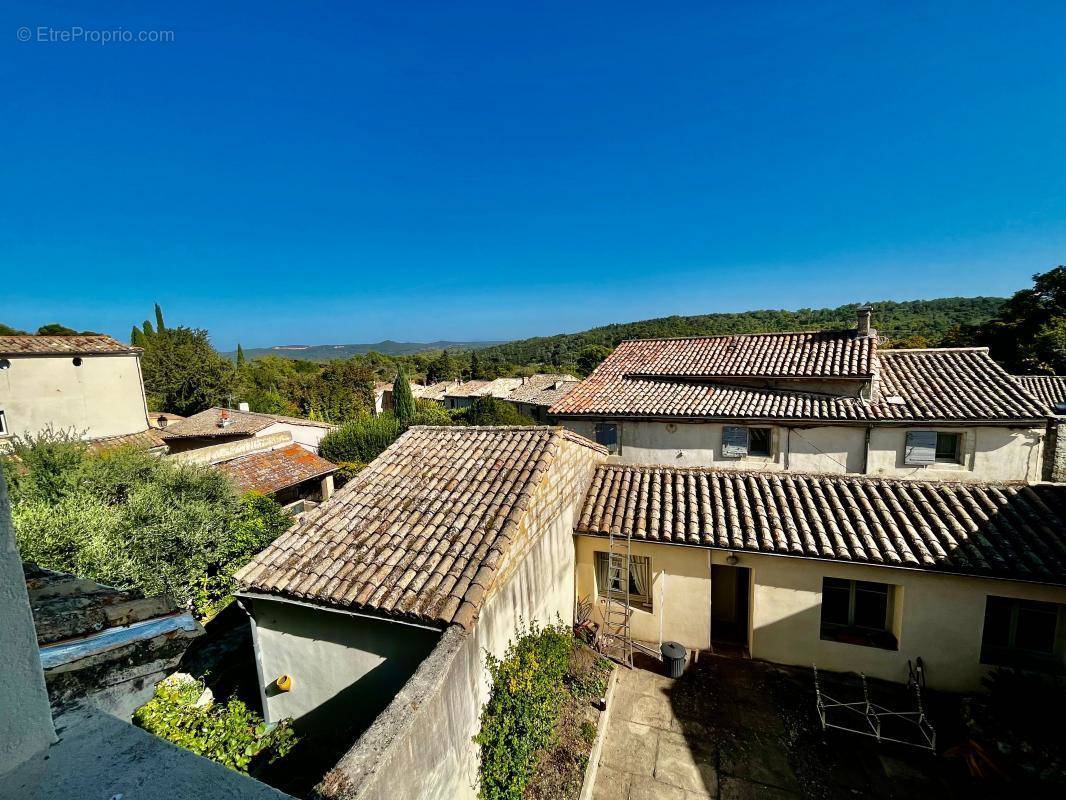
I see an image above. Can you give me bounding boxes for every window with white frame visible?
[820,577,897,649]
[595,551,652,609]
[0,409,7,435]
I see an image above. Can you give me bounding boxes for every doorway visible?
[711,564,751,653]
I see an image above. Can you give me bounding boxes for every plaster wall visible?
[259,422,331,453]
[561,419,1043,482]
[248,599,439,732]
[0,354,149,440]
[865,425,1044,483]
[575,537,1066,692]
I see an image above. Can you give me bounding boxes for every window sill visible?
[821,627,898,651]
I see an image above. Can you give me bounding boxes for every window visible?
[594,423,619,453]
[722,426,772,458]
[981,596,1063,668]
[934,432,961,463]
[820,577,897,649]
[748,427,772,457]
[595,552,652,609]
[0,410,7,435]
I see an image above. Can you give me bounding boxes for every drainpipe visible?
[784,427,791,471]
[862,426,872,474]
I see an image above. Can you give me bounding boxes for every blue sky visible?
[2,1,1065,350]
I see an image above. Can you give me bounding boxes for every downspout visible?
[862,426,872,475]
[784,427,791,471]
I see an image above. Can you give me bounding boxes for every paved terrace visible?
[592,654,968,800]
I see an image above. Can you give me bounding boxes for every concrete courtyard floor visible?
[591,652,977,800]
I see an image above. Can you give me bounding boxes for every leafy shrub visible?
[411,398,455,425]
[455,397,537,427]
[134,675,297,772]
[3,432,291,618]
[474,622,574,800]
[319,414,404,464]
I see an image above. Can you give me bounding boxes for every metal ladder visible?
[601,527,634,667]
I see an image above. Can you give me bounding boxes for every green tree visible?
[131,326,146,347]
[456,397,536,426]
[576,345,612,375]
[142,319,155,339]
[236,343,246,365]
[470,350,485,380]
[3,433,291,618]
[140,326,236,415]
[393,366,416,424]
[953,266,1066,373]
[319,414,404,465]
[427,349,460,383]
[0,323,28,335]
[36,323,79,336]
[154,303,167,333]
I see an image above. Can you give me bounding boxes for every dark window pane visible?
[854,583,889,630]
[1015,603,1058,653]
[749,428,771,456]
[982,596,1012,650]
[821,580,851,626]
[935,432,960,461]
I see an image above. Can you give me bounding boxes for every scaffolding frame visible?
[813,659,936,751]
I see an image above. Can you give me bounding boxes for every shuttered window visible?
[722,426,749,457]
[904,430,938,466]
[594,423,619,453]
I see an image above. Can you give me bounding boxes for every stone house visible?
[234,425,606,800]
[574,463,1066,692]
[551,309,1050,483]
[159,406,333,454]
[505,373,580,422]
[172,432,338,510]
[0,335,159,447]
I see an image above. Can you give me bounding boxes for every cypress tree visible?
[142,320,155,339]
[131,326,145,347]
[470,350,482,380]
[154,303,166,333]
[236,343,246,365]
[393,365,416,425]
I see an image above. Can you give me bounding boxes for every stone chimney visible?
[856,305,873,338]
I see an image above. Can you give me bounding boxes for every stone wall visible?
[1044,416,1066,482]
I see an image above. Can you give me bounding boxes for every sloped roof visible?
[603,330,874,380]
[577,464,1066,584]
[507,374,580,407]
[88,429,168,452]
[553,342,1045,423]
[216,443,337,495]
[442,380,496,399]
[235,426,607,629]
[872,349,1046,421]
[411,381,458,401]
[1014,375,1066,415]
[158,407,332,440]
[0,335,137,356]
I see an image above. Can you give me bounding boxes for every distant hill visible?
[226,339,503,361]
[476,297,1007,366]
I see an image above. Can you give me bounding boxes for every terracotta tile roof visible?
[235,426,607,629]
[159,407,332,440]
[1014,375,1066,415]
[216,443,337,495]
[872,349,1046,421]
[442,380,494,398]
[0,335,137,356]
[553,341,1045,423]
[577,464,1066,584]
[507,374,580,407]
[88,429,168,451]
[411,381,457,401]
[604,330,874,380]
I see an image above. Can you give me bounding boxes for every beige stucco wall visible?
[576,535,1066,692]
[561,419,1043,482]
[0,353,150,440]
[865,425,1044,482]
[259,421,330,453]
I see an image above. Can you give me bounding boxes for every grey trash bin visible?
[660,641,686,678]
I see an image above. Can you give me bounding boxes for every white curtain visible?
[629,556,651,599]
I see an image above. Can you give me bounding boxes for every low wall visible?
[169,431,292,466]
